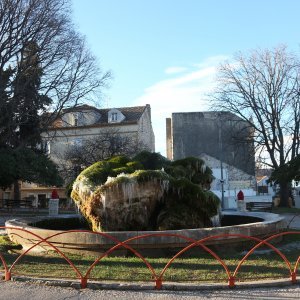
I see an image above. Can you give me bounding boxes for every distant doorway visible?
[38,194,47,208]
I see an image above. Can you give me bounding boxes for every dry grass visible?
[1,234,300,283]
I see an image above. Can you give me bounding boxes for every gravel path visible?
[0,281,300,300]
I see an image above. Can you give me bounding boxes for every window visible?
[74,138,82,147]
[73,113,79,126]
[3,192,10,200]
[111,112,118,122]
[46,141,51,154]
[108,109,125,123]
[40,140,51,154]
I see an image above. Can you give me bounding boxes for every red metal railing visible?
[0,226,299,289]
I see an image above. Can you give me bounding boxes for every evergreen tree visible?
[13,41,52,148]
[0,41,62,197]
[0,67,14,148]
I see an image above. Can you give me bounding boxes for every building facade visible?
[44,104,155,167]
[166,111,255,176]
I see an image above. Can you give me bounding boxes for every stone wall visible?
[137,104,155,152]
[167,111,255,176]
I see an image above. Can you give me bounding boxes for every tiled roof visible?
[256,168,273,177]
[46,105,150,130]
[97,106,147,124]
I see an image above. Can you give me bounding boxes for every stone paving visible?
[282,213,300,229]
[0,215,12,235]
[3,279,299,299]
[1,280,300,300]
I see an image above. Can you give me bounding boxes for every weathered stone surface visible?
[5,212,287,256]
[72,174,167,231]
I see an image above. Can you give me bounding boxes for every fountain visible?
[5,152,287,255]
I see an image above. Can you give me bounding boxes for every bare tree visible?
[0,0,111,146]
[57,128,148,182]
[211,46,300,206]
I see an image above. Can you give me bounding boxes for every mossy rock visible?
[133,151,170,170]
[80,161,111,185]
[71,152,220,232]
[157,203,208,230]
[126,161,144,171]
[106,155,130,167]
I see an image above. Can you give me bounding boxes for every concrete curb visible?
[10,276,300,291]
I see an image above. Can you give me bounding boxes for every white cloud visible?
[193,55,229,68]
[164,66,187,74]
[133,55,228,157]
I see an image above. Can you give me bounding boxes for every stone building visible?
[166,111,256,206]
[166,111,255,176]
[43,104,155,167]
[0,104,155,205]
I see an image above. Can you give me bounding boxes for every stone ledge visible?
[4,211,287,255]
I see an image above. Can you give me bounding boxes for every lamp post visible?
[218,113,225,209]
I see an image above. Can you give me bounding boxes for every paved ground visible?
[0,281,300,300]
[282,213,300,229]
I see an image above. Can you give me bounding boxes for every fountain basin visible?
[5,211,286,256]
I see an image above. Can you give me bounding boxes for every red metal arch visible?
[84,232,226,289]
[1,226,300,289]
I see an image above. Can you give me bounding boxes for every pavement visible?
[1,280,300,300]
[281,213,300,229]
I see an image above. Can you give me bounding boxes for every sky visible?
[72,0,300,156]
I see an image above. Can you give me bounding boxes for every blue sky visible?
[72,0,300,155]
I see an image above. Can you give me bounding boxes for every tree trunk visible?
[278,181,290,207]
[13,180,21,201]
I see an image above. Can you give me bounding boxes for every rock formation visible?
[71,153,220,232]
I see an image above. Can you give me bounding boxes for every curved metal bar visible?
[85,232,229,287]
[85,232,206,283]
[2,226,300,287]
[0,252,9,277]
[3,227,159,285]
[158,240,231,282]
[233,232,296,278]
[294,255,300,275]
[9,228,156,288]
[2,227,83,280]
[84,241,158,281]
[83,232,159,282]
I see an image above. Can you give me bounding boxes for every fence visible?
[0,227,300,289]
[0,198,76,212]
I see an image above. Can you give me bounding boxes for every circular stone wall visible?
[5,211,287,255]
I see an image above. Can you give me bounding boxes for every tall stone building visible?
[166,111,255,177]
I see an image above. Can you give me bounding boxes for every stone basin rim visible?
[4,211,287,254]
[4,210,286,235]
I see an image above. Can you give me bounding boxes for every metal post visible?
[219,114,225,209]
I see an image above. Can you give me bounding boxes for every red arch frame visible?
[1,226,299,289]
